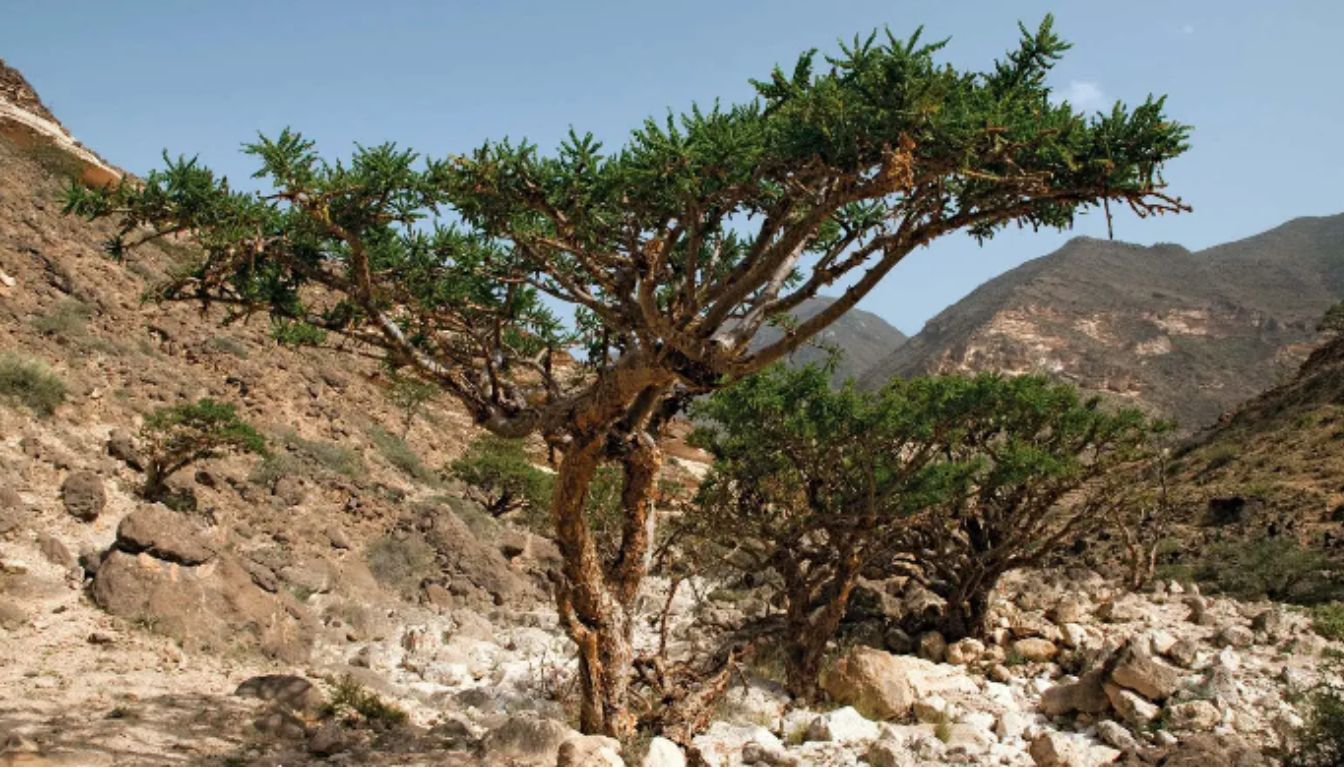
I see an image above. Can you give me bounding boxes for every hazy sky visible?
[5,1,1342,334]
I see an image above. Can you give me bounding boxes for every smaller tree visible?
[139,399,266,501]
[686,368,1160,696]
[450,435,554,517]
[685,365,981,698]
[887,375,1158,639]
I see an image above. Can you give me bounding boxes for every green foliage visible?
[1193,538,1336,603]
[1311,603,1344,641]
[269,319,327,347]
[365,532,437,596]
[323,675,408,728]
[449,435,554,517]
[274,429,363,478]
[687,365,1161,662]
[366,424,438,484]
[385,372,437,436]
[31,298,93,340]
[208,335,250,359]
[61,17,1188,447]
[1288,683,1344,766]
[139,398,265,499]
[0,353,66,417]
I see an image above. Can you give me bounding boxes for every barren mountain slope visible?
[750,296,908,383]
[1166,330,1344,546]
[862,220,1344,431]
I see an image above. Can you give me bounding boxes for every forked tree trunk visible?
[783,557,861,700]
[549,430,663,737]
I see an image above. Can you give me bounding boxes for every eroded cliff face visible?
[0,57,120,188]
[865,230,1344,431]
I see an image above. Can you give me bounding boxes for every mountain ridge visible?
[860,215,1344,431]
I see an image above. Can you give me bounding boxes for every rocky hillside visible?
[861,220,1344,431]
[749,297,907,384]
[1164,328,1344,548]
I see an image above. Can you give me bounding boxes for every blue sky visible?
[5,1,1342,334]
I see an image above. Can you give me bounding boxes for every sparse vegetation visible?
[139,398,266,501]
[365,533,437,597]
[323,675,408,728]
[1193,538,1337,604]
[17,142,85,180]
[31,298,93,340]
[366,424,438,484]
[269,318,327,347]
[1311,603,1344,641]
[0,352,67,417]
[1288,682,1344,766]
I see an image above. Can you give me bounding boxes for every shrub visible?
[323,674,408,728]
[367,425,438,484]
[1193,538,1336,603]
[385,372,437,437]
[1312,603,1344,641]
[208,335,250,359]
[31,298,93,340]
[18,143,85,180]
[276,429,363,477]
[139,398,266,500]
[269,319,327,347]
[1319,302,1344,336]
[365,533,437,596]
[1288,683,1344,766]
[0,353,67,417]
[450,435,554,518]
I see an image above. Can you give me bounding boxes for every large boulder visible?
[234,674,326,717]
[691,723,783,767]
[420,505,529,605]
[1040,668,1111,716]
[640,737,686,768]
[477,716,577,766]
[1162,733,1264,766]
[60,471,104,522]
[1109,641,1183,701]
[821,646,976,720]
[92,549,314,661]
[1029,731,1119,766]
[116,506,215,565]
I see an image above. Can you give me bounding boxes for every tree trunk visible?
[783,559,861,701]
[549,430,663,737]
[938,577,994,641]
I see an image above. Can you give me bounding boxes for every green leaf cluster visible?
[449,435,554,517]
[139,398,265,498]
[61,15,1188,438]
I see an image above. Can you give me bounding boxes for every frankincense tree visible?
[65,16,1187,734]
